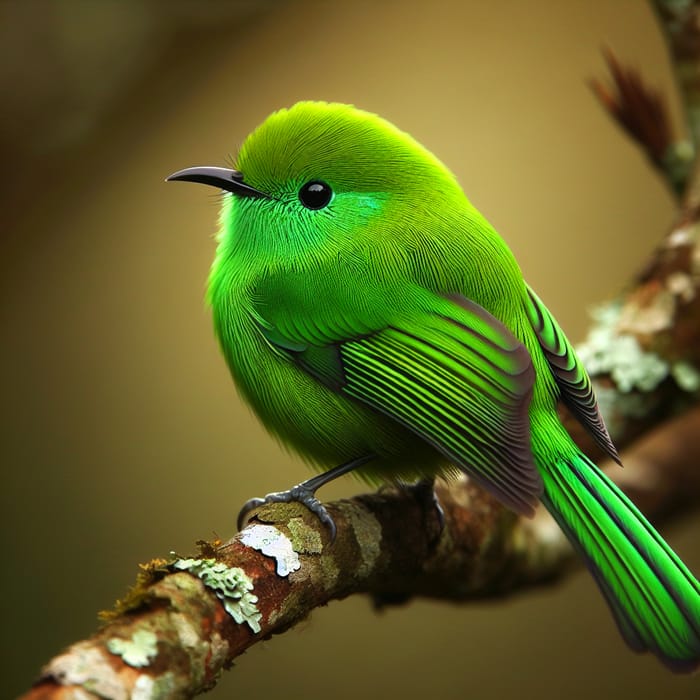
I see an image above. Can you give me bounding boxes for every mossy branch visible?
[21,408,700,700]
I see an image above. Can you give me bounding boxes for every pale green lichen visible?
[239,524,301,576]
[167,612,213,691]
[579,301,700,397]
[172,558,262,633]
[577,303,669,392]
[287,516,323,555]
[45,644,123,698]
[208,631,230,676]
[671,361,700,391]
[170,612,200,650]
[614,339,668,392]
[132,675,155,700]
[106,629,158,668]
[132,671,177,700]
[578,331,668,392]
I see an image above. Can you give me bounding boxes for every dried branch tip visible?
[590,46,691,196]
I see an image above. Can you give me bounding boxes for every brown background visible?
[2,1,699,698]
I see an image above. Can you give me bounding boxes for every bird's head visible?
[168,101,464,264]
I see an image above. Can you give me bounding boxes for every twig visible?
[590,46,693,197]
[651,0,700,151]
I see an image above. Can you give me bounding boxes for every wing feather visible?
[262,293,543,515]
[525,285,621,464]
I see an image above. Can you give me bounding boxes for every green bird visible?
[168,101,700,671]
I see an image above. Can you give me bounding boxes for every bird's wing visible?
[524,284,620,464]
[259,289,542,516]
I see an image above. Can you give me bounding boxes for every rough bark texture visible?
[19,2,700,698]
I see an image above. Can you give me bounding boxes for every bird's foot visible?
[371,482,443,610]
[237,484,338,541]
[409,478,445,544]
[237,455,376,544]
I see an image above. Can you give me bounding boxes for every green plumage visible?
[182,101,700,670]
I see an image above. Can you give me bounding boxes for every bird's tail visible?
[539,449,700,672]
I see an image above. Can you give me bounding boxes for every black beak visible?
[166,166,272,200]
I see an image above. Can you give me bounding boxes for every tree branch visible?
[589,47,684,196]
[651,0,700,156]
[21,397,700,700]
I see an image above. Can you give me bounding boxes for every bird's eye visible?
[298,180,333,210]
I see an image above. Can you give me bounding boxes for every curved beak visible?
[166,166,271,200]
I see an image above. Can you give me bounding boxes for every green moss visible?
[267,590,304,628]
[287,517,323,555]
[100,558,171,622]
[340,502,382,577]
[319,553,340,588]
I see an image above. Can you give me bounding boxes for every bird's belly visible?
[223,313,441,483]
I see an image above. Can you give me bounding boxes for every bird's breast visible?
[210,286,438,478]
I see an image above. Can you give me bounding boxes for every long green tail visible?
[540,449,700,671]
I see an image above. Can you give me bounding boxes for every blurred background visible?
[2,1,699,698]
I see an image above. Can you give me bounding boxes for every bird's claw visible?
[410,478,445,543]
[236,497,268,530]
[237,485,338,542]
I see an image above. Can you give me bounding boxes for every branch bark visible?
[21,403,700,700]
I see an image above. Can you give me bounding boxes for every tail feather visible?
[540,451,700,672]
